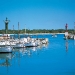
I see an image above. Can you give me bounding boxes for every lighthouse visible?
[64,23,68,40]
[65,23,69,39]
[65,23,68,32]
[2,17,10,39]
[4,17,10,34]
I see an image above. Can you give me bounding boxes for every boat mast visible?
[13,25,15,39]
[25,24,26,36]
[18,22,20,39]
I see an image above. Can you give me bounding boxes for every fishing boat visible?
[0,46,12,53]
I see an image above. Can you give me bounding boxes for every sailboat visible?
[13,22,25,48]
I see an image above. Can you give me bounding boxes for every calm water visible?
[0,34,75,75]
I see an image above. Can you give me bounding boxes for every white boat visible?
[35,39,42,46]
[13,42,25,48]
[52,34,57,37]
[64,34,74,40]
[25,42,38,47]
[42,38,48,44]
[24,37,38,47]
[0,46,12,53]
[0,40,16,47]
[73,35,75,40]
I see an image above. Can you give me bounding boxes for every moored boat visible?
[13,42,25,48]
[52,34,57,37]
[25,42,38,47]
[73,35,75,40]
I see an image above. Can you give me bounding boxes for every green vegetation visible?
[0,29,74,34]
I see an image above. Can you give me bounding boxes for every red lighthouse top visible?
[65,23,68,32]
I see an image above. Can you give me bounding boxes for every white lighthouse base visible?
[65,32,68,37]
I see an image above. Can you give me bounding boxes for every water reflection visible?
[42,43,48,48]
[0,43,48,73]
[65,40,68,52]
[0,53,12,67]
[13,43,48,57]
[74,40,75,45]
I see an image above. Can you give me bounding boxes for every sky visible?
[0,0,75,30]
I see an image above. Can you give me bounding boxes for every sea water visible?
[0,34,75,75]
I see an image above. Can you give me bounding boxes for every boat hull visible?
[13,43,25,49]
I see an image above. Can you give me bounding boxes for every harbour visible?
[0,17,75,75]
[0,34,75,75]
[0,0,75,74]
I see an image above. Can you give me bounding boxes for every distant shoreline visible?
[0,33,65,35]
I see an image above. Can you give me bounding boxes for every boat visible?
[25,42,38,47]
[0,46,12,53]
[73,35,75,40]
[64,34,74,40]
[13,42,25,48]
[13,22,26,49]
[0,40,16,47]
[41,38,48,44]
[52,33,57,37]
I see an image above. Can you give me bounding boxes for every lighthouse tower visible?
[65,23,68,32]
[65,23,68,37]
[2,17,10,39]
[4,17,10,34]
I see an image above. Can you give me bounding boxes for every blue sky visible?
[0,0,75,30]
